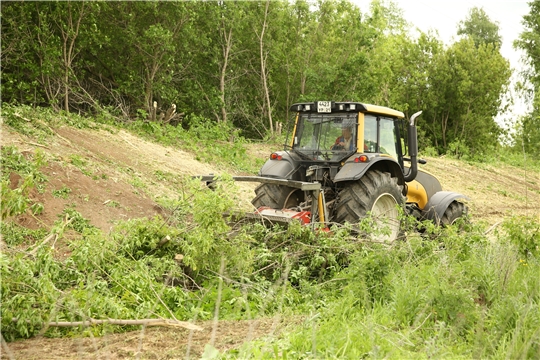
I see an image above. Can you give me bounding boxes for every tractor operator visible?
[332,126,354,150]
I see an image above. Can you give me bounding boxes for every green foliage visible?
[1,194,237,340]
[446,139,471,159]
[2,152,539,359]
[248,222,354,286]
[513,112,540,160]
[514,0,540,160]
[0,222,48,247]
[501,215,540,258]
[238,219,540,358]
[1,146,47,219]
[457,7,502,49]
[1,0,517,157]
[51,185,72,199]
[2,2,539,353]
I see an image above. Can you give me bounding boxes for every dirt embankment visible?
[5,124,538,232]
[2,123,539,358]
[3,125,259,233]
[421,156,540,224]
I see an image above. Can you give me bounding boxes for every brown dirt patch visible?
[3,317,292,359]
[420,156,540,225]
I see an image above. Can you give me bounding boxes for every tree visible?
[430,39,510,155]
[514,0,540,158]
[457,7,502,49]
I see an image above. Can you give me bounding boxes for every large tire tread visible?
[334,170,403,224]
[334,170,404,241]
[440,201,467,226]
[251,183,303,209]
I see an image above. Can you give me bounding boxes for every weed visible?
[69,154,93,177]
[105,200,120,208]
[52,185,72,199]
[501,216,540,258]
[1,146,48,219]
[0,222,48,246]
[129,176,146,189]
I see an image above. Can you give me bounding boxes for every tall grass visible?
[2,105,539,358]
[234,221,540,359]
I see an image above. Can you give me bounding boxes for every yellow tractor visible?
[200,101,468,241]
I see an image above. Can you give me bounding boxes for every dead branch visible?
[13,112,32,122]
[23,141,50,149]
[11,318,202,331]
[484,221,502,235]
[28,215,74,257]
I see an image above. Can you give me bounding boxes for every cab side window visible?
[379,118,398,158]
[364,115,377,152]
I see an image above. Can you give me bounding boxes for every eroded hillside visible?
[2,119,540,359]
[3,123,539,233]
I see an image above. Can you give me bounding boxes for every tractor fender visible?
[333,155,405,185]
[422,191,470,223]
[258,151,300,180]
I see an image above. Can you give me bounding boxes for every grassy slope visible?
[2,109,539,358]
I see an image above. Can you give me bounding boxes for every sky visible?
[352,0,532,120]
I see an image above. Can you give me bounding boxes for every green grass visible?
[2,105,539,357]
[234,220,540,358]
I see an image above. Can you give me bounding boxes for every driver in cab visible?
[332,127,354,150]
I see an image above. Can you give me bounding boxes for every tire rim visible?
[371,193,400,242]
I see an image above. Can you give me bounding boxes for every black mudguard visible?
[333,156,405,185]
[258,152,299,179]
[422,191,470,224]
[414,169,442,201]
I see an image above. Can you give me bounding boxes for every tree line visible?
[1,0,536,158]
[515,0,540,158]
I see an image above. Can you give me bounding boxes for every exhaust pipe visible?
[404,111,422,182]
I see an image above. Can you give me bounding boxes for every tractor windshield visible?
[291,113,357,161]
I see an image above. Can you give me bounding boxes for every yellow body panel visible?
[318,192,325,223]
[289,113,299,148]
[406,179,429,209]
[356,112,364,153]
[362,104,404,118]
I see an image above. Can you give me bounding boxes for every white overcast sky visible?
[352,0,532,120]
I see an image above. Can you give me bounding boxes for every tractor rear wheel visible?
[251,183,303,209]
[334,170,404,242]
[440,201,467,226]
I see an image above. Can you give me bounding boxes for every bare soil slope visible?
[2,123,539,359]
[421,156,540,224]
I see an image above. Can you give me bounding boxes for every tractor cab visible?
[288,101,406,169]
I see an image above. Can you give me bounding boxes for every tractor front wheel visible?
[334,170,404,242]
[440,201,468,226]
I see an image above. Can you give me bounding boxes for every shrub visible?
[501,215,540,258]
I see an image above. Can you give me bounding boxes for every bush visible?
[501,215,540,258]
[1,146,47,219]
